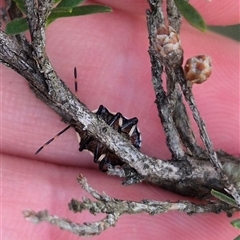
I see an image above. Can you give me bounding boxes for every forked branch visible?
[22,175,237,237]
[0,0,239,236]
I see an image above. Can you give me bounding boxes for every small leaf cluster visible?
[174,0,206,31]
[211,190,240,240]
[6,0,112,35]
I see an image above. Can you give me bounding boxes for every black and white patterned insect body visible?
[77,105,141,171]
[35,68,141,173]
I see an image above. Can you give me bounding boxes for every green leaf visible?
[16,2,26,14]
[231,219,240,229]
[233,235,240,240]
[12,0,25,14]
[56,0,85,8]
[6,3,112,34]
[5,18,28,35]
[174,0,206,32]
[211,189,238,207]
[12,0,24,4]
[51,7,73,13]
[207,24,240,42]
[47,5,112,24]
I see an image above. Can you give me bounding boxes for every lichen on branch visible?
[0,0,239,237]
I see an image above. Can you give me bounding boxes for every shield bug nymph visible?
[36,68,142,172]
[77,105,141,171]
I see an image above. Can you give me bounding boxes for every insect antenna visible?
[74,66,78,93]
[35,125,71,154]
[36,67,78,154]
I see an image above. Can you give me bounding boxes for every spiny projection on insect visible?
[36,68,142,172]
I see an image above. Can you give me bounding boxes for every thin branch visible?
[0,1,239,200]
[146,3,186,160]
[72,175,238,216]
[176,68,240,204]
[23,209,119,236]
[172,91,206,158]
[1,0,239,236]
[166,0,181,33]
[146,0,240,205]
[146,0,204,160]
[1,26,235,198]
[22,175,238,237]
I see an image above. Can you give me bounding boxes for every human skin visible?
[1,0,239,239]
